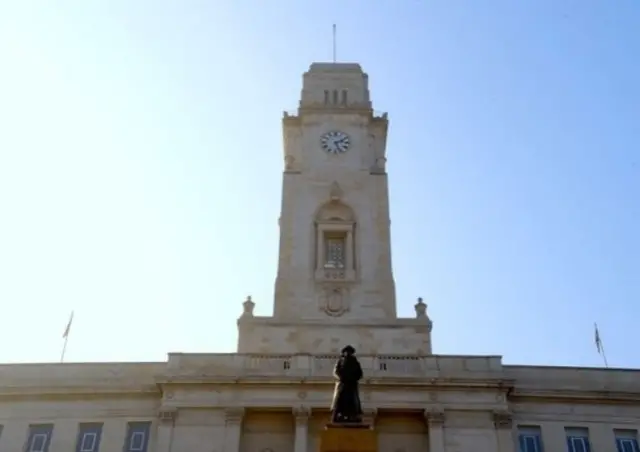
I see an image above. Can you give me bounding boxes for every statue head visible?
[341,345,356,356]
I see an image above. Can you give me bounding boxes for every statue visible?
[330,345,363,423]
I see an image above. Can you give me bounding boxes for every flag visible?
[62,311,74,339]
[594,323,602,354]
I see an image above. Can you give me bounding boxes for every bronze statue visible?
[330,345,363,423]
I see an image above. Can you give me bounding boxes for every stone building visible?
[1,62,639,452]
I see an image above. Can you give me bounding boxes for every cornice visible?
[154,376,513,390]
[0,385,160,400]
[510,388,640,404]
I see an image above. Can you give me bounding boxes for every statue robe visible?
[330,354,363,422]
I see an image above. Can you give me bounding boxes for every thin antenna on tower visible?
[332,24,337,62]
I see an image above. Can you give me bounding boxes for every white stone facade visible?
[1,63,639,452]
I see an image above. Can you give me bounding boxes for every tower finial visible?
[332,24,337,62]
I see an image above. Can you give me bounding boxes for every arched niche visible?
[313,200,356,282]
[315,200,355,223]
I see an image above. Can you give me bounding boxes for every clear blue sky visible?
[0,2,638,367]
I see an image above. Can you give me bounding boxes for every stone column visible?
[223,408,245,452]
[156,408,177,452]
[293,407,310,452]
[493,411,515,452]
[424,409,446,452]
[345,230,353,271]
[316,227,324,271]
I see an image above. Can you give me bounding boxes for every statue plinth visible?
[320,423,377,452]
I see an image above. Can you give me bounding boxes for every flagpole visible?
[61,311,74,363]
[60,334,69,363]
[594,322,609,368]
[332,24,337,63]
[600,336,609,368]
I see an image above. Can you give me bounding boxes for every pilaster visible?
[424,408,446,452]
[293,406,311,452]
[156,408,177,452]
[493,411,515,452]
[223,407,245,452]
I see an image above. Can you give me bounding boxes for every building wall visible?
[240,411,294,452]
[443,411,499,452]
[169,408,226,452]
[236,319,432,355]
[1,392,640,452]
[1,361,640,452]
[0,396,159,452]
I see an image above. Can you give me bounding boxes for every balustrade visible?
[164,353,502,380]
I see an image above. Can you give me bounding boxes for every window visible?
[616,430,640,452]
[124,422,151,452]
[566,428,591,452]
[332,90,338,104]
[25,424,53,452]
[324,233,346,269]
[76,423,103,452]
[314,200,356,282]
[323,90,329,104]
[341,89,348,105]
[518,426,543,452]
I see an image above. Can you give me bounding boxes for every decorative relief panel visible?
[319,285,350,317]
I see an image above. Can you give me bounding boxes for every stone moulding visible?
[154,376,512,388]
[224,407,245,424]
[492,410,513,429]
[510,388,640,404]
[158,408,177,423]
[0,385,160,399]
[423,408,445,425]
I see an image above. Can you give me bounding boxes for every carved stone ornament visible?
[493,410,513,429]
[158,408,177,423]
[241,295,255,317]
[293,406,311,426]
[321,285,350,317]
[224,407,245,425]
[424,408,445,426]
[414,297,427,318]
[329,181,343,201]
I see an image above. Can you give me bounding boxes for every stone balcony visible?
[164,353,504,382]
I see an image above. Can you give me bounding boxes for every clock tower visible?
[237,63,432,355]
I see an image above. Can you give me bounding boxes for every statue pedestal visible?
[320,423,377,452]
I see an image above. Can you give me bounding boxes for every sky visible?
[0,1,638,368]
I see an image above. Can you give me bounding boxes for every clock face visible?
[321,131,350,154]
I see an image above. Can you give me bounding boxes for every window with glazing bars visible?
[324,234,345,268]
[616,430,640,452]
[566,428,591,452]
[518,426,543,452]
